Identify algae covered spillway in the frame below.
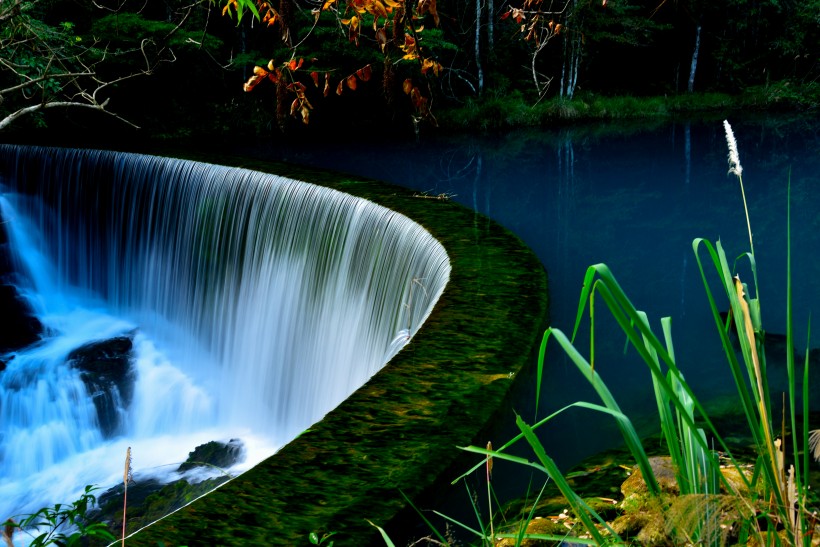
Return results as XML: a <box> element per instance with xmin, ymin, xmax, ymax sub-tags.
<box><xmin>1</xmin><ymin>146</ymin><xmax>548</xmax><ymax>545</ymax></box>
<box><xmin>136</xmin><ymin>157</ymin><xmax>548</xmax><ymax>545</ymax></box>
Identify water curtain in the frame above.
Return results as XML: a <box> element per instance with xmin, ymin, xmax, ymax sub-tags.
<box><xmin>0</xmin><ymin>145</ymin><xmax>450</xmax><ymax>516</ymax></box>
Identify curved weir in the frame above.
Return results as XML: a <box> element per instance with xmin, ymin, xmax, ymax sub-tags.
<box><xmin>0</xmin><ymin>146</ymin><xmax>450</xmax><ymax>525</ymax></box>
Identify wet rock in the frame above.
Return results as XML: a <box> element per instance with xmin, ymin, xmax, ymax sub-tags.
<box><xmin>178</xmin><ymin>439</ymin><xmax>245</xmax><ymax>473</ymax></box>
<box><xmin>0</xmin><ymin>284</ymin><xmax>43</xmax><ymax>353</ymax></box>
<box><xmin>95</xmin><ymin>474</ymin><xmax>232</xmax><ymax>538</ymax></box>
<box><xmin>67</xmin><ymin>333</ymin><xmax>136</xmax><ymax>437</ymax></box>
<box><xmin>621</xmin><ymin>456</ymin><xmax>680</xmax><ymax>497</ymax></box>
<box><xmin>0</xmin><ymin>210</ymin><xmax>44</xmax><ymax>354</ymax></box>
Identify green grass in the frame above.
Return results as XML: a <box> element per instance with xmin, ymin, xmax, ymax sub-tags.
<box><xmin>436</xmin><ymin>84</ymin><xmax>819</xmax><ymax>132</ymax></box>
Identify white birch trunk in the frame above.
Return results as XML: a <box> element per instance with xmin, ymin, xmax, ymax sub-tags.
<box><xmin>475</xmin><ymin>0</ymin><xmax>484</xmax><ymax>94</ymax></box>
<box><xmin>487</xmin><ymin>0</ymin><xmax>494</xmax><ymax>52</ymax></box>
<box><xmin>687</xmin><ymin>24</ymin><xmax>701</xmax><ymax>93</ymax></box>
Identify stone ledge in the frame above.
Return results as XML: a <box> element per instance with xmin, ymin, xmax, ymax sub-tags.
<box><xmin>117</xmin><ymin>153</ymin><xmax>550</xmax><ymax>546</ymax></box>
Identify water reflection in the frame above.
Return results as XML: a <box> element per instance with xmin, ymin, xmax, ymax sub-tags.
<box><xmin>247</xmin><ymin>114</ymin><xmax>820</xmax><ymax>474</ymax></box>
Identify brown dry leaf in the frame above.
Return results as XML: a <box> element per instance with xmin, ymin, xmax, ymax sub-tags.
<box><xmin>346</xmin><ymin>74</ymin><xmax>358</xmax><ymax>90</ymax></box>
<box><xmin>356</xmin><ymin>65</ymin><xmax>372</xmax><ymax>82</ymax></box>
<box><xmin>376</xmin><ymin>27</ymin><xmax>388</xmax><ymax>51</ymax></box>
<box><xmin>486</xmin><ymin>441</ymin><xmax>493</xmax><ymax>478</ymax></box>
<box><xmin>733</xmin><ymin>276</ymin><xmax>759</xmax><ymax>371</ymax></box>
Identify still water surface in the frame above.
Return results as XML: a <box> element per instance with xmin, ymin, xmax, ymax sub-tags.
<box><xmin>254</xmin><ymin>117</ymin><xmax>819</xmax><ymax>424</ymax></box>
<box><xmin>248</xmin><ymin>114</ymin><xmax>820</xmax><ymax>500</ymax></box>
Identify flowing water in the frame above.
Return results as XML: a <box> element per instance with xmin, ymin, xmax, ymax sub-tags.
<box><xmin>0</xmin><ymin>146</ymin><xmax>450</xmax><ymax>531</ymax></box>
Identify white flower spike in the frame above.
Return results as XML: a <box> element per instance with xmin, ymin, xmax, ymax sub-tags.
<box><xmin>723</xmin><ymin>119</ymin><xmax>743</xmax><ymax>177</ymax></box>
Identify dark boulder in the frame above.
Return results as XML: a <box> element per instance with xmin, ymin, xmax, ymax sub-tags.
<box><xmin>0</xmin><ymin>211</ymin><xmax>44</xmax><ymax>354</ymax></box>
<box><xmin>67</xmin><ymin>333</ymin><xmax>136</xmax><ymax>437</ymax></box>
<box><xmin>0</xmin><ymin>284</ymin><xmax>43</xmax><ymax>353</ymax></box>
<box><xmin>178</xmin><ymin>439</ymin><xmax>245</xmax><ymax>473</ymax></box>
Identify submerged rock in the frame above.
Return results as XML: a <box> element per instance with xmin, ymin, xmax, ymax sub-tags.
<box><xmin>94</xmin><ymin>440</ymin><xmax>243</xmax><ymax>537</ymax></box>
<box><xmin>67</xmin><ymin>333</ymin><xmax>136</xmax><ymax>437</ymax></box>
<box><xmin>178</xmin><ymin>439</ymin><xmax>245</xmax><ymax>473</ymax></box>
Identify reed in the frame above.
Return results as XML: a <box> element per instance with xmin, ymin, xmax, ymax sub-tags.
<box><xmin>123</xmin><ymin>446</ymin><xmax>132</xmax><ymax>545</ymax></box>
<box><xmin>395</xmin><ymin>120</ymin><xmax>819</xmax><ymax>546</ymax></box>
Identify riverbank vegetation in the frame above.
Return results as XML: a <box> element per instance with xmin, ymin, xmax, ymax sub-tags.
<box><xmin>389</xmin><ymin>121</ymin><xmax>820</xmax><ymax>546</ymax></box>
<box><xmin>1</xmin><ymin>0</ymin><xmax>817</xmax><ymax>142</ymax></box>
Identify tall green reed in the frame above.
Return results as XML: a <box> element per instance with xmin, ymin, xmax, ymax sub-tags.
<box><xmin>454</xmin><ymin>120</ymin><xmax>817</xmax><ymax>545</ymax></box>
<box><xmin>375</xmin><ymin>121</ymin><xmax>818</xmax><ymax>546</ymax></box>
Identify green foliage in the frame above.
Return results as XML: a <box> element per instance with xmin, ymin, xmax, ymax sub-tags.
<box><xmin>309</xmin><ymin>530</ymin><xmax>337</xmax><ymax>546</ymax></box>
<box><xmin>2</xmin><ymin>485</ymin><xmax>116</xmax><ymax>547</ymax></box>
<box><xmin>89</xmin><ymin>12</ymin><xmax>222</xmax><ymax>51</ymax></box>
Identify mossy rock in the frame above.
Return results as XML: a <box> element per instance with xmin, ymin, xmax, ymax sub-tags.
<box><xmin>177</xmin><ymin>439</ymin><xmax>244</xmax><ymax>473</ymax></box>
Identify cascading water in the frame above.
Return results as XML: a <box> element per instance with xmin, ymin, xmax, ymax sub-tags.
<box><xmin>0</xmin><ymin>145</ymin><xmax>450</xmax><ymax>531</ymax></box>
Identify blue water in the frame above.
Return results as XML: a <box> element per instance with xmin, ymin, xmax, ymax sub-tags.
<box><xmin>246</xmin><ymin>115</ymin><xmax>820</xmax><ymax>471</ymax></box>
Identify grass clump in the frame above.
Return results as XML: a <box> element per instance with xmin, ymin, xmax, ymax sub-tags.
<box><xmin>387</xmin><ymin>119</ymin><xmax>819</xmax><ymax>546</ymax></box>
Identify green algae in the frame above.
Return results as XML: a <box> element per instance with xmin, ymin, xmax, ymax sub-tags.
<box><xmin>126</xmin><ymin>154</ymin><xmax>549</xmax><ymax>546</ymax></box>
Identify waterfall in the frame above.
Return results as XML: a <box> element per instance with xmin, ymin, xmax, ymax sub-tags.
<box><xmin>0</xmin><ymin>145</ymin><xmax>450</xmax><ymax>525</ymax></box>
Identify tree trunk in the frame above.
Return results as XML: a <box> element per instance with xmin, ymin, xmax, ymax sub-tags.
<box><xmin>687</xmin><ymin>24</ymin><xmax>701</xmax><ymax>93</ymax></box>
<box><xmin>487</xmin><ymin>0</ymin><xmax>494</xmax><ymax>53</ymax></box>
<box><xmin>559</xmin><ymin>2</ymin><xmax>581</xmax><ymax>99</ymax></box>
<box><xmin>475</xmin><ymin>0</ymin><xmax>484</xmax><ymax>94</ymax></box>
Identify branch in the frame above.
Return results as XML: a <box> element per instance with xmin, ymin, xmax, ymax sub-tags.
<box><xmin>0</xmin><ymin>98</ymin><xmax>140</xmax><ymax>132</ymax></box>
<box><xmin>0</xmin><ymin>71</ymin><xmax>96</xmax><ymax>97</ymax></box>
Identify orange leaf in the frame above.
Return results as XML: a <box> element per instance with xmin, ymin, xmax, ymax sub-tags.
<box><xmin>370</xmin><ymin>0</ymin><xmax>388</xmax><ymax>19</ymax></box>
<box><xmin>336</xmin><ymin>79</ymin><xmax>345</xmax><ymax>95</ymax></box>
<box><xmin>402</xmin><ymin>78</ymin><xmax>413</xmax><ymax>94</ymax></box>
<box><xmin>253</xmin><ymin>66</ymin><xmax>269</xmax><ymax>76</ymax></box>
<box><xmin>322</xmin><ymin>0</ymin><xmax>337</xmax><ymax>9</ymax></box>
<box><xmin>267</xmin><ymin>59</ymin><xmax>276</xmax><ymax>71</ymax></box>
<box><xmin>311</xmin><ymin>71</ymin><xmax>320</xmax><ymax>87</ymax></box>
<box><xmin>324</xmin><ymin>73</ymin><xmax>331</xmax><ymax>96</ymax></box>
<box><xmin>300</xmin><ymin>106</ymin><xmax>310</xmax><ymax>124</ymax></box>
<box><xmin>243</xmin><ymin>74</ymin><xmax>263</xmax><ymax>92</ymax></box>
<box><xmin>356</xmin><ymin>65</ymin><xmax>372</xmax><ymax>82</ymax></box>
<box><xmin>346</xmin><ymin>74</ymin><xmax>358</xmax><ymax>90</ymax></box>
<box><xmin>383</xmin><ymin>0</ymin><xmax>401</xmax><ymax>7</ymax></box>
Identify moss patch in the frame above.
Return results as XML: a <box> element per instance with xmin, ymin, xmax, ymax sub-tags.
<box><xmin>127</xmin><ymin>152</ymin><xmax>549</xmax><ymax>545</ymax></box>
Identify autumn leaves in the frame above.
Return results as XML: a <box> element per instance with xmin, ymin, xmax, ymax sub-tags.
<box><xmin>232</xmin><ymin>0</ymin><xmax>443</xmax><ymax>128</ymax></box>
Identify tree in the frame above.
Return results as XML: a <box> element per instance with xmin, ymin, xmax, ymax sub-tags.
<box><xmin>502</xmin><ymin>0</ymin><xmax>668</xmax><ymax>100</ymax></box>
<box><xmin>0</xmin><ymin>0</ymin><xmax>189</xmax><ymax>132</ymax></box>
<box><xmin>217</xmin><ymin>0</ymin><xmax>448</xmax><ymax>131</ymax></box>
